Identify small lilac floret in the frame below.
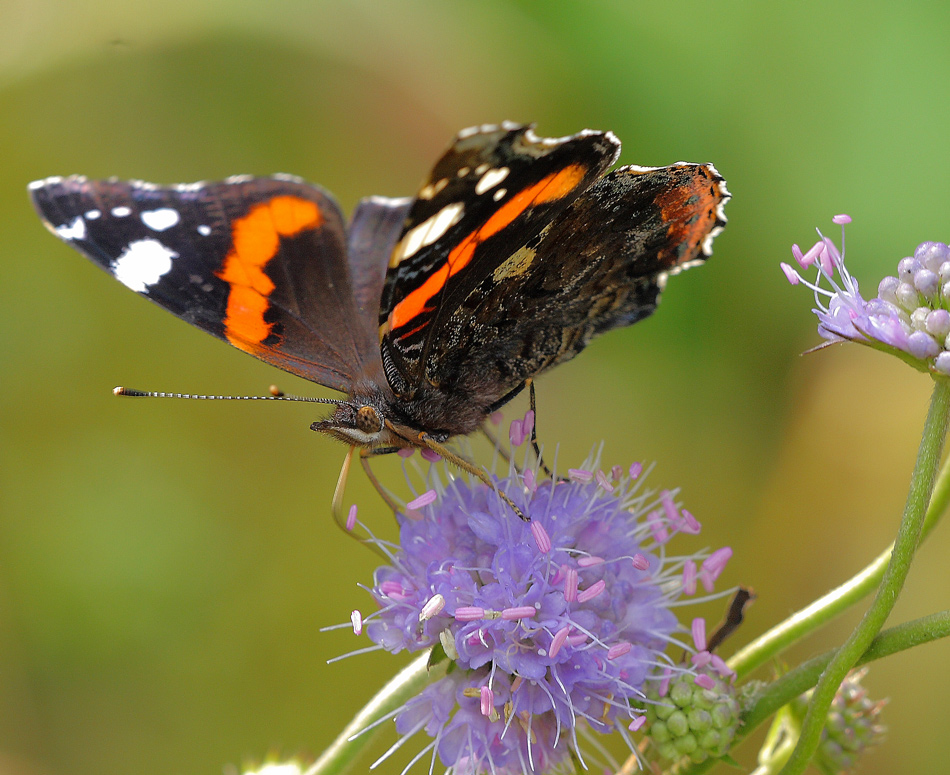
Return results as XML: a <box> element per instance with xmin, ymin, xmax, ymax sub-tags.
<box><xmin>927</xmin><ymin>310</ymin><xmax>950</xmax><ymax>338</ymax></box>
<box><xmin>914</xmin><ymin>269</ymin><xmax>939</xmax><ymax>297</ymax></box>
<box><xmin>346</xmin><ymin>504</ymin><xmax>358</xmax><ymax>531</ymax></box>
<box><xmin>915</xmin><ymin>241</ymin><xmax>950</xmax><ymax>271</ymax></box>
<box><xmin>907</xmin><ymin>331</ymin><xmax>940</xmax><ymax>359</ymax></box>
<box><xmin>936</xmin><ymin>352</ymin><xmax>950</xmax><ymax>375</ymax></box>
<box><xmin>898</xmin><ymin>257</ymin><xmax>918</xmax><ymax>282</ymax></box>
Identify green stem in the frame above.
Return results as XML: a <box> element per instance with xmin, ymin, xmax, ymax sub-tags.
<box><xmin>305</xmin><ymin>651</ymin><xmax>440</xmax><ymax>775</ymax></box>
<box><xmin>675</xmin><ymin>610</ymin><xmax>950</xmax><ymax>775</ymax></box>
<box><xmin>777</xmin><ymin>378</ymin><xmax>950</xmax><ymax>775</ymax></box>
<box><xmin>729</xmin><ymin>430</ymin><xmax>950</xmax><ymax>679</ymax></box>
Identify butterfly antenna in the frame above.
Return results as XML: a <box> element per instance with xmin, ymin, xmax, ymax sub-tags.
<box><xmin>113</xmin><ymin>386</ymin><xmax>343</xmax><ymax>405</ymax></box>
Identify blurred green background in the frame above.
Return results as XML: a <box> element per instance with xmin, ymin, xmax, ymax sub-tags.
<box><xmin>2</xmin><ymin>1</ymin><xmax>949</xmax><ymax>773</ymax></box>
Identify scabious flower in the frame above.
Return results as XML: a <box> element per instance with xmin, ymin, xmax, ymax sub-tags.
<box><xmin>347</xmin><ymin>446</ymin><xmax>733</xmax><ymax>775</ymax></box>
<box><xmin>802</xmin><ymin>668</ymin><xmax>887</xmax><ymax>775</ymax></box>
<box><xmin>781</xmin><ymin>215</ymin><xmax>950</xmax><ymax>375</ymax></box>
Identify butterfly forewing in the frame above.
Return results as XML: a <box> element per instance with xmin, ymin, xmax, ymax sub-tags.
<box><xmin>30</xmin><ymin>174</ymin><xmax>372</xmax><ymax>392</ymax></box>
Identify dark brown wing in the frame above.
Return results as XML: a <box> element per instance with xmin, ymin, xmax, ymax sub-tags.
<box><xmin>420</xmin><ymin>162</ymin><xmax>729</xmax><ymax>403</ymax></box>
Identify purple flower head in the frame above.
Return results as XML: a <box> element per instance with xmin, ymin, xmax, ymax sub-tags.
<box><xmin>781</xmin><ymin>216</ymin><xmax>950</xmax><ymax>375</ymax></box>
<box><xmin>352</xmin><ymin>453</ymin><xmax>734</xmax><ymax>774</ymax></box>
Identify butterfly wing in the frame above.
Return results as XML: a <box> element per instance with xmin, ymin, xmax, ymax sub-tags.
<box><xmin>378</xmin><ymin>123</ymin><xmax>621</xmax><ymax>397</ymax></box>
<box><xmin>422</xmin><ymin>162</ymin><xmax>729</xmax><ymax>400</ymax></box>
<box><xmin>29</xmin><ymin>174</ymin><xmax>376</xmax><ymax>392</ymax></box>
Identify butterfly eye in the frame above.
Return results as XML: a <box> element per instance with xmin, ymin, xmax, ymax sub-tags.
<box><xmin>356</xmin><ymin>405</ymin><xmax>383</xmax><ymax>434</ymax></box>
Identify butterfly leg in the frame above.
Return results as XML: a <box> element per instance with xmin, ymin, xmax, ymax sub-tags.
<box><xmin>527</xmin><ymin>379</ymin><xmax>563</xmax><ymax>481</ymax></box>
<box><xmin>359</xmin><ymin>447</ymin><xmax>403</xmax><ymax>517</ymax></box>
<box><xmin>418</xmin><ymin>434</ymin><xmax>528</xmax><ymax>521</ymax></box>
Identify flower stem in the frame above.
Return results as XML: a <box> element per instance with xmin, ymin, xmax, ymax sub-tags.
<box><xmin>305</xmin><ymin>651</ymin><xmax>440</xmax><ymax>775</ymax></box>
<box><xmin>728</xmin><ymin>419</ymin><xmax>950</xmax><ymax>679</ymax></box>
<box><xmin>777</xmin><ymin>377</ymin><xmax>950</xmax><ymax>775</ymax></box>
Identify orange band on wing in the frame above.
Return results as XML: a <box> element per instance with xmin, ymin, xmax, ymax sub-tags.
<box><xmin>217</xmin><ymin>195</ymin><xmax>323</xmax><ymax>347</ymax></box>
<box><xmin>389</xmin><ymin>164</ymin><xmax>587</xmax><ymax>332</ymax></box>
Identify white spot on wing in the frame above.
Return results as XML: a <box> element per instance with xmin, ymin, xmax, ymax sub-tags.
<box><xmin>85</xmin><ymin>209</ymin><xmax>101</xmax><ymax>220</ymax></box>
<box><xmin>56</xmin><ymin>216</ymin><xmax>86</xmax><ymax>241</ymax></box>
<box><xmin>111</xmin><ymin>206</ymin><xmax>131</xmax><ymax>217</ymax></box>
<box><xmin>197</xmin><ymin>224</ymin><xmax>211</xmax><ymax>236</ymax></box>
<box><xmin>141</xmin><ymin>208</ymin><xmax>180</xmax><ymax>232</ymax></box>
<box><xmin>393</xmin><ymin>202</ymin><xmax>465</xmax><ymax>263</ymax></box>
<box><xmin>112</xmin><ymin>239</ymin><xmax>177</xmax><ymax>293</ymax></box>
<box><xmin>493</xmin><ymin>188</ymin><xmax>507</xmax><ymax>201</ymax></box>
<box><xmin>475</xmin><ymin>166</ymin><xmax>509</xmax><ymax>195</ymax></box>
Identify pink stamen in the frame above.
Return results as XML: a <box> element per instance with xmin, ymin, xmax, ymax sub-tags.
<box><xmin>577</xmin><ymin>578</ymin><xmax>606</xmax><ymax>603</ymax></box>
<box><xmin>682</xmin><ymin>559</ymin><xmax>697</xmax><ymax>595</ymax></box>
<box><xmin>522</xmin><ymin>410</ymin><xmax>535</xmax><ymax>443</ymax></box>
<box><xmin>480</xmin><ymin>685</ymin><xmax>494</xmax><ymax>717</ymax></box>
<box><xmin>454</xmin><ymin>606</ymin><xmax>485</xmax><ymax>621</ymax></box>
<box><xmin>694</xmin><ymin>674</ymin><xmax>716</xmax><ymax>690</ymax></box>
<box><xmin>419</xmin><ymin>594</ymin><xmax>445</xmax><ymax>621</ymax></box>
<box><xmin>407</xmin><ymin>490</ymin><xmax>437</xmax><ymax>510</ymax></box>
<box><xmin>350</xmin><ymin>609</ymin><xmax>363</xmax><ymax>636</ymax></box>
<box><xmin>629</xmin><ymin>461</ymin><xmax>643</xmax><ymax>479</ymax></box>
<box><xmin>346</xmin><ymin>504</ymin><xmax>358</xmax><ymax>531</ymax></box>
<box><xmin>607</xmin><ymin>641</ymin><xmax>631</xmax><ymax>660</ymax></box>
<box><xmin>568</xmin><ymin>468</ymin><xmax>593</xmax><ymax>483</ymax></box>
<box><xmin>711</xmin><ymin>654</ymin><xmax>736</xmax><ymax>680</ymax></box>
<box><xmin>396</xmin><ymin>447</ymin><xmax>415</xmax><ymax>458</ymax></box>
<box><xmin>692</xmin><ymin>650</ymin><xmax>712</xmax><ymax>668</ymax></box>
<box><xmin>501</xmin><ymin>606</ymin><xmax>536</xmax><ymax>620</ymax></box>
<box><xmin>404</xmin><ymin>509</ymin><xmax>424</xmax><ymax>522</ymax></box>
<box><xmin>379</xmin><ymin>581</ymin><xmax>404</xmax><ymax>597</ymax></box>
<box><xmin>700</xmin><ymin>547</ymin><xmax>732</xmax><ymax>591</ymax></box>
<box><xmin>832</xmin><ymin>213</ymin><xmax>852</xmax><ymax>225</ymax></box>
<box><xmin>489</xmin><ymin>410</ymin><xmax>503</xmax><ymax>426</ymax></box>
<box><xmin>595</xmin><ymin>469</ymin><xmax>614</xmax><ymax>492</ymax></box>
<box><xmin>801</xmin><ymin>240</ymin><xmax>824</xmax><ymax>268</ymax></box>
<box><xmin>631</xmin><ymin>553</ymin><xmax>650</xmax><ymax>571</ymax></box>
<box><xmin>577</xmin><ymin>556</ymin><xmax>604</xmax><ymax>568</ymax></box>
<box><xmin>628</xmin><ymin>716</ymin><xmax>646</xmax><ymax>732</ymax></box>
<box><xmin>420</xmin><ymin>448</ymin><xmax>441</xmax><ymax>462</ymax></box>
<box><xmin>658</xmin><ymin>666</ymin><xmax>672</xmax><ymax>698</ymax></box>
<box><xmin>509</xmin><ymin>418</ymin><xmax>524</xmax><ymax>447</ymax></box>
<box><xmin>681</xmin><ymin>509</ymin><xmax>701</xmax><ymax>534</ymax></box>
<box><xmin>563</xmin><ymin>567</ymin><xmax>578</xmax><ymax>602</ymax></box>
<box><xmin>549</xmin><ymin>626</ymin><xmax>570</xmax><ymax>658</ymax></box>
<box><xmin>646</xmin><ymin>509</ymin><xmax>669</xmax><ymax>544</ymax></box>
<box><xmin>523</xmin><ymin>468</ymin><xmax>537</xmax><ymax>494</ymax></box>
<box><xmin>530</xmin><ymin>521</ymin><xmax>552</xmax><ymax>554</ymax></box>
<box><xmin>611</xmin><ymin>465</ymin><xmax>623</xmax><ymax>481</ymax></box>
<box><xmin>566</xmin><ymin>632</ymin><xmax>588</xmax><ymax>646</ymax></box>
<box><xmin>692</xmin><ymin>617</ymin><xmax>707</xmax><ymax>651</ymax></box>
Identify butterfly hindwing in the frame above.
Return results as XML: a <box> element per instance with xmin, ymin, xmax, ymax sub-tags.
<box><xmin>30</xmin><ymin>174</ymin><xmax>374</xmax><ymax>392</ymax></box>
<box><xmin>405</xmin><ymin>161</ymin><xmax>730</xmax><ymax>407</ymax></box>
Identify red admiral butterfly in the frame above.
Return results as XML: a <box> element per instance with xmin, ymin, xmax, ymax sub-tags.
<box><xmin>30</xmin><ymin>123</ymin><xmax>728</xmax><ymax>515</ymax></box>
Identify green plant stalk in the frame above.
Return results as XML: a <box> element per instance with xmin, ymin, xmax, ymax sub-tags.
<box><xmin>729</xmin><ymin>427</ymin><xmax>950</xmax><ymax>679</ymax></box>
<box><xmin>306</xmin><ymin>650</ymin><xmax>440</xmax><ymax>775</ymax></box>
<box><xmin>675</xmin><ymin>610</ymin><xmax>950</xmax><ymax>775</ymax></box>
<box><xmin>777</xmin><ymin>377</ymin><xmax>950</xmax><ymax>775</ymax></box>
